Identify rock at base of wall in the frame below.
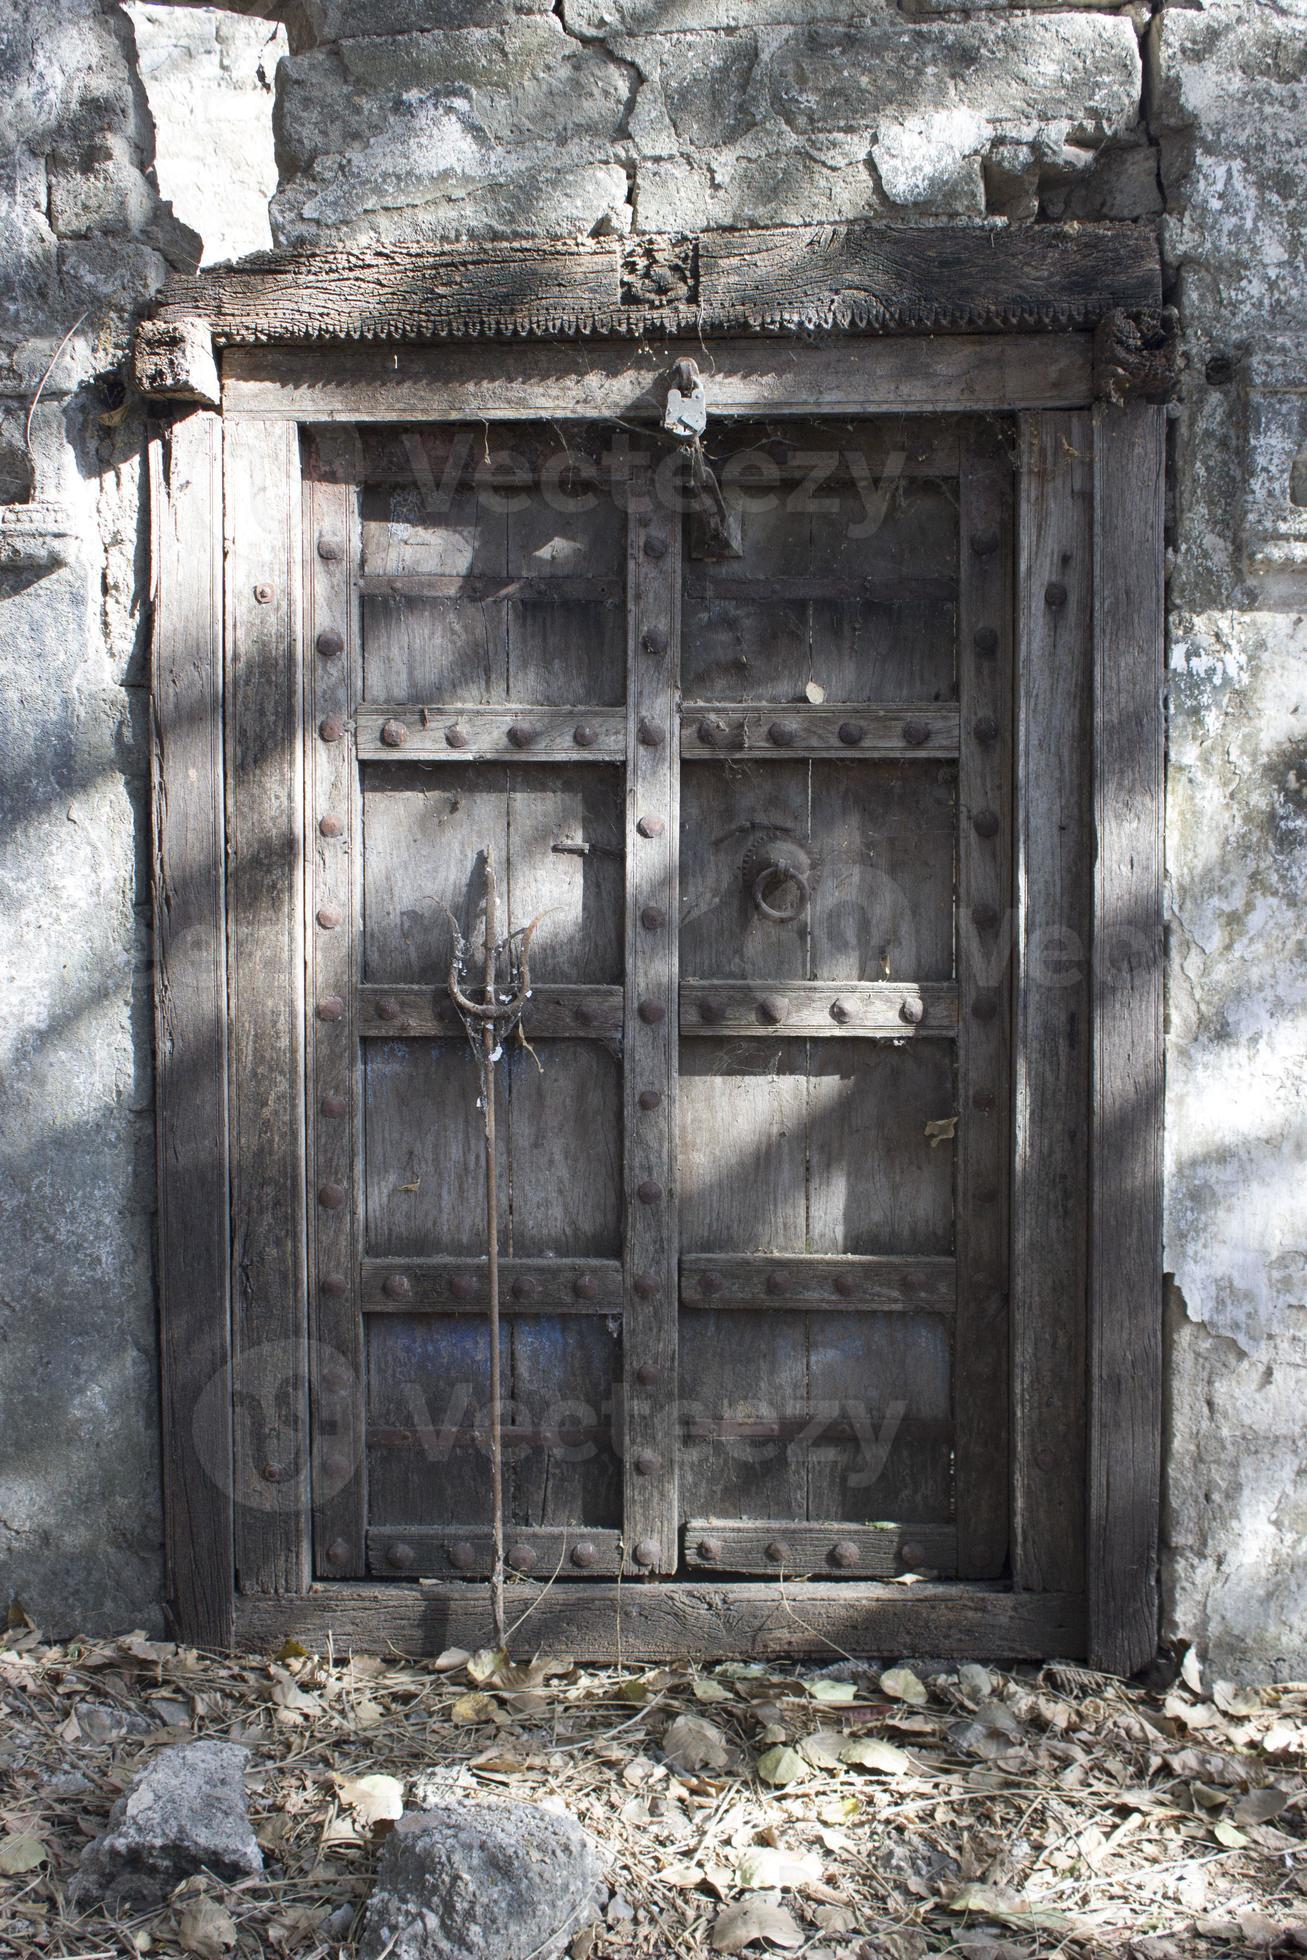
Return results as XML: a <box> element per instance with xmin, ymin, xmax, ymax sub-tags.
<box><xmin>359</xmin><ymin>1801</ymin><xmax>606</xmax><ymax>1960</ymax></box>
<box><xmin>70</xmin><ymin>1741</ymin><xmax>263</xmax><ymax>1911</ymax></box>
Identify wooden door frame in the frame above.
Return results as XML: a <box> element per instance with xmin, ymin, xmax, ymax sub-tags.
<box><xmin>144</xmin><ymin>223</ymin><xmax>1168</xmax><ymax>1671</ymax></box>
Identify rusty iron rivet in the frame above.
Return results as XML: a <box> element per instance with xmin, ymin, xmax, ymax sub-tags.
<box><xmin>642</xmin><ymin>627</ymin><xmax>667</xmax><ymax>658</ymax></box>
<box><xmin>638</xmin><ymin>716</ymin><xmax>664</xmax><ymax>747</ymax></box>
<box><xmin>318</xmin><ymin>1182</ymin><xmax>347</xmax><ymax>1210</ymax></box>
<box><xmin>765</xmin><ymin>1540</ymin><xmax>787</xmax><ymax>1564</ymax></box>
<box><xmin>319</xmin><ymin>813</ymin><xmax>344</xmax><ymax>838</ymax></box>
<box><xmin>633</xmin><ymin>1538</ymin><xmax>659</xmax><ymax>1567</ymax></box>
<box><xmin>636</xmin><ymin>1362</ymin><xmax>660</xmax><ymax>1387</ymax></box>
<box><xmin>973</xmin><ymin>715</ymin><xmax>999</xmax><ymax>745</ymax></box>
<box><xmin>635</xmin><ymin>1451</ymin><xmax>660</xmax><ymax>1476</ymax></box>
<box><xmin>254</xmin><ymin>581</ymin><xmax>274</xmax><ymax>604</ymax></box>
<box><xmin>317</xmin><ymin>535</ymin><xmax>344</xmax><ymax>561</ymax></box>
<box><xmin>376</xmin><ymin>997</ymin><xmax>400</xmax><ymax>1023</ymax></box>
<box><xmin>970</xmin><ymin>529</ymin><xmax>999</xmax><ymax>557</ymax></box>
<box><xmin>830</xmin><ymin>997</ymin><xmax>854</xmax><ymax>1024</ymax></box>
<box><xmin>574</xmin><ymin>1004</ymin><xmax>594</xmax><ymax>1028</ymax></box>
<box><xmin>380</xmin><ymin>718</ymin><xmax>408</xmax><ymax>749</ymax></box>
<box><xmin>323</xmin><ymin>1453</ymin><xmax>352</xmax><ymax>1484</ymax></box>
<box><xmin>571</xmin><ymin>1541</ymin><xmax>597</xmax><ymax>1568</ymax></box>
<box><xmin>449</xmin><ymin>1542</ymin><xmax>475</xmax><ymax>1570</ymax></box>
<box><xmin>633</xmin><ymin>1276</ymin><xmax>658</xmax><ymax>1299</ymax></box>
<box><xmin>698</xmin><ymin>1536</ymin><xmax>724</xmax><ymax>1564</ymax></box>
<box><xmin>758</xmin><ymin>994</ymin><xmax>789</xmax><ymax>1025</ymax></box>
<box><xmin>507</xmin><ymin>723</ymin><xmax>533</xmax><ymax>748</ymax></box>
<box><xmin>698</xmin><ymin>1272</ymin><xmax>721</xmax><ymax>1297</ymax></box>
<box><xmin>1044</xmin><ymin>579</ymin><xmax>1068</xmax><ymax>609</ymax></box>
<box><xmin>972</xmin><ymin>989</ymin><xmax>999</xmax><ymax>1022</ymax></box>
<box><xmin>972</xmin><ymin>808</ymin><xmax>1000</xmax><ymax>838</ymax></box>
<box><xmin>838</xmin><ymin>721</ymin><xmax>866</xmax><ymax>746</ymax></box>
<box><xmin>768</xmin><ymin>719</ymin><xmax>799</xmax><ymax>747</ymax></box>
<box><xmin>643</xmin><ymin>533</ymin><xmax>668</xmax><ymax>560</ymax></box>
<box><xmin>325</xmin><ymin>1537</ymin><xmax>350</xmax><ymax>1566</ymax></box>
<box><xmin>698</xmin><ymin>998</ymin><xmax>721</xmax><ymax>1025</ymax></box>
<box><xmin>382</xmin><ymin>1273</ymin><xmax>412</xmax><ymax>1301</ymax></box>
<box><xmin>697</xmin><ymin>716</ymin><xmax>730</xmax><ymax>747</ymax></box>
<box><xmin>316</xmin><ymin>628</ymin><xmax>344</xmax><ymax>657</ymax></box>
<box><xmin>509</xmin><ymin>1545</ymin><xmax>539</xmax><ymax>1573</ymax></box>
<box><xmin>511</xmin><ymin>1276</ymin><xmax>540</xmax><ymax>1301</ymax></box>
<box><xmin>973</xmin><ymin>1090</ymin><xmax>996</xmax><ymax>1114</ymax></box>
<box><xmin>320</xmin><ymin>1092</ymin><xmax>347</xmax><ymax>1118</ymax></box>
<box><xmin>573</xmin><ymin>723</ymin><xmax>597</xmax><ymax>747</ymax></box>
<box><xmin>319</xmin><ymin>715</ymin><xmax>344</xmax><ymax>743</ymax></box>
<box><xmin>261</xmin><ymin>1462</ymin><xmax>287</xmax><ymax>1484</ymax></box>
<box><xmin>830</xmin><ymin>1540</ymin><xmax>860</xmax><ymax>1568</ymax></box>
<box><xmin>387</xmin><ymin>1541</ymin><xmax>416</xmax><ymax>1569</ymax></box>
<box><xmin>445</xmin><ymin>723</ymin><xmax>469</xmax><ymax>749</ymax></box>
<box><xmin>899</xmin><ymin>1540</ymin><xmax>927</xmax><ymax>1568</ymax></box>
<box><xmin>320</xmin><ymin>1275</ymin><xmax>348</xmax><ymax>1298</ymax></box>
<box><xmin>637</xmin><ymin>1179</ymin><xmax>663</xmax><ymax>1205</ymax></box>
<box><xmin>638</xmin><ymin>998</ymin><xmax>666</xmax><ymax>1023</ymax></box>
<box><xmin>317</xmin><ymin>995</ymin><xmax>345</xmax><ymax>1022</ymax></box>
<box><xmin>640</xmin><ymin>904</ymin><xmax>666</xmax><ymax>930</ymax></box>
<box><xmin>450</xmin><ymin>1274</ymin><xmax>477</xmax><ymax>1301</ymax></box>
<box><xmin>899</xmin><ymin>996</ymin><xmax>925</xmax><ymax>1026</ymax></box>
<box><xmin>766</xmin><ymin>1272</ymin><xmax>787</xmax><ymax>1297</ymax></box>
<box><xmin>974</xmin><ymin>626</ymin><xmax>999</xmax><ymax>657</ymax></box>
<box><xmin>902</xmin><ymin>718</ymin><xmax>932</xmax><ymax>747</ymax></box>
<box><xmin>637</xmin><ymin>814</ymin><xmax>665</xmax><ymax>838</ymax></box>
<box><xmin>638</xmin><ymin>1088</ymin><xmax>662</xmax><ymax>1110</ymax></box>
<box><xmin>573</xmin><ymin>1273</ymin><xmax>598</xmax><ymax>1300</ymax></box>
<box><xmin>834</xmin><ymin>1273</ymin><xmax>857</xmax><ymax>1299</ymax></box>
<box><xmin>972</xmin><ymin>902</ymin><xmax>1000</xmax><ymax>931</ymax></box>
<box><xmin>317</xmin><ymin>905</ymin><xmax>343</xmax><ymax>930</ymax></box>
<box><xmin>1035</xmin><ymin>1445</ymin><xmax>1057</xmax><ymax>1472</ymax></box>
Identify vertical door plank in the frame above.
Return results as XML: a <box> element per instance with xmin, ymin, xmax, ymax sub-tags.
<box><xmin>1013</xmin><ymin>411</ymin><xmax>1093</xmax><ymax>1596</ymax></box>
<box><xmin>623</xmin><ymin>459</ymin><xmax>680</xmax><ymax>1573</ymax></box>
<box><xmin>1089</xmin><ymin>404</ymin><xmax>1165</xmax><ymax>1673</ymax></box>
<box><xmin>150</xmin><ymin>410</ymin><xmax>233</xmax><ymax>1646</ymax></box>
<box><xmin>955</xmin><ymin>424</ymin><xmax>1016</xmax><ymax>1579</ymax></box>
<box><xmin>304</xmin><ymin>475</ymin><xmax>365</xmax><ymax>1577</ymax></box>
<box><xmin>225</xmin><ymin>416</ymin><xmax>310</xmax><ymax>1594</ymax></box>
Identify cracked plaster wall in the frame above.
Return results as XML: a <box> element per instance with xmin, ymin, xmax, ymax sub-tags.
<box><xmin>0</xmin><ymin>0</ymin><xmax>1301</xmax><ymax>1676</ymax></box>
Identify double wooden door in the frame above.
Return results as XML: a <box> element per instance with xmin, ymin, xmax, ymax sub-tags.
<box><xmin>303</xmin><ymin>413</ymin><xmax>1014</xmax><ymax>1589</ymax></box>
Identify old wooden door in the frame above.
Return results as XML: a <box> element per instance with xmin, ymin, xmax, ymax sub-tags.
<box><xmin>302</xmin><ymin>412</ymin><xmax>1013</xmax><ymax>1589</ymax></box>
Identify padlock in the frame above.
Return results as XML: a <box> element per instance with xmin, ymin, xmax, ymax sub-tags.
<box><xmin>662</xmin><ymin>360</ymin><xmax>707</xmax><ymax>441</ymax></box>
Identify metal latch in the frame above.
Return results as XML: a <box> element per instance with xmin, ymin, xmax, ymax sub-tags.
<box><xmin>663</xmin><ymin>358</ymin><xmax>707</xmax><ymax>441</ymax></box>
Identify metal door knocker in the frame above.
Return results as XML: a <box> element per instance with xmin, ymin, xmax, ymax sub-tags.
<box><xmin>742</xmin><ymin>836</ymin><xmax>812</xmax><ymax>924</ymax></box>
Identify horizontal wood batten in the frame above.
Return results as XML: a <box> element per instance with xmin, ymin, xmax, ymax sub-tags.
<box><xmin>357</xmin><ymin>708</ymin><xmax>626</xmax><ymax>762</ymax></box>
<box><xmin>366</xmin><ymin>1528</ymin><xmax>623</xmax><ymax>1579</ymax></box>
<box><xmin>220</xmin><ymin>336</ymin><xmax>1094</xmax><ymax>423</ymax></box>
<box><xmin>684</xmin><ymin>1519</ymin><xmax>956</xmax><ymax>1579</ymax></box>
<box><xmin>684</xmin><ymin>572</ymin><xmax>953</xmax><ymax>605</ymax></box>
<box><xmin>362</xmin><ymin>1256</ymin><xmax>623</xmax><ymax>1314</ymax></box>
<box><xmin>357</xmin><ymin>574</ymin><xmax>621</xmax><ymax>604</ymax></box>
<box><xmin>233</xmin><ymin>1582</ymin><xmax>1087</xmax><ymax>1662</ymax></box>
<box><xmin>679</xmin><ymin>1254</ymin><xmax>955</xmax><ymax>1314</ymax></box>
<box><xmin>371</xmin><ymin>1415</ymin><xmax>951</xmax><ymax>1452</ymax></box>
<box><xmin>143</xmin><ymin>224</ymin><xmax>1158</xmax><ymax>357</ymax></box>
<box><xmin>681</xmin><ymin>981</ymin><xmax>957</xmax><ymax>1036</ymax></box>
<box><xmin>682</xmin><ymin>705</ymin><xmax>959</xmax><ymax>760</ymax></box>
<box><xmin>359</xmin><ymin>984</ymin><xmax>623</xmax><ymax>1040</ymax></box>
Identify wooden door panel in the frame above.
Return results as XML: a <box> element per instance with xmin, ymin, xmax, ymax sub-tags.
<box><xmin>303</xmin><ymin>415</ymin><xmax>1014</xmax><ymax>1588</ymax></box>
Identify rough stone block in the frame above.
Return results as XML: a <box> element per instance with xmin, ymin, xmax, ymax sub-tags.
<box><xmin>319</xmin><ymin>0</ymin><xmax>554</xmax><ymax>35</ymax></box>
<box><xmin>634</xmin><ymin>153</ymin><xmax>883</xmax><ymax>233</ymax></box>
<box><xmin>71</xmin><ymin>1742</ymin><xmax>263</xmax><ymax>1910</ymax></box>
<box><xmin>359</xmin><ymin>1801</ymin><xmax>605</xmax><ymax>1960</ymax></box>
<box><xmin>766</xmin><ymin>18</ymin><xmax>1141</xmax><ymax>141</ymax></box>
<box><xmin>564</xmin><ymin>0</ymin><xmax>896</xmax><ymax>29</ymax></box>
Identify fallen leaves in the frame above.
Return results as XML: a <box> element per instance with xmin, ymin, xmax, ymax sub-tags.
<box><xmin>710</xmin><ymin>1898</ymin><xmax>804</xmax><ymax>1953</ymax></box>
<box><xmin>0</xmin><ymin>1833</ymin><xmax>47</xmax><ymax>1875</ymax></box>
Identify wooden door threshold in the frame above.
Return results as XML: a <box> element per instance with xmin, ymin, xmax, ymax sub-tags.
<box><xmin>233</xmin><ymin>1581</ymin><xmax>1084</xmax><ymax>1661</ymax></box>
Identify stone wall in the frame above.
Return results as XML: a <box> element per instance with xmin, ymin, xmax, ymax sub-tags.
<box><xmin>0</xmin><ymin>0</ymin><xmax>1301</xmax><ymax>1676</ymax></box>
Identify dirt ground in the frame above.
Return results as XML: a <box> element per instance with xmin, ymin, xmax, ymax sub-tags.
<box><xmin>1</xmin><ymin>1615</ymin><xmax>1303</xmax><ymax>1958</ymax></box>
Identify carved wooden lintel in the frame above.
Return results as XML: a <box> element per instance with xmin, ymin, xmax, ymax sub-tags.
<box><xmin>1093</xmin><ymin>306</ymin><xmax>1182</xmax><ymax>406</ymax></box>
<box><xmin>133</xmin><ymin>223</ymin><xmax>1163</xmax><ymax>397</ymax></box>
